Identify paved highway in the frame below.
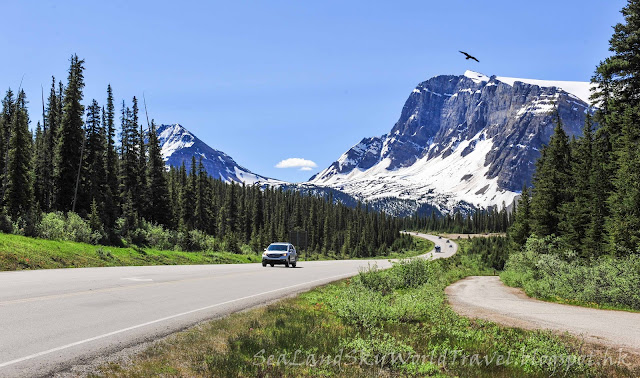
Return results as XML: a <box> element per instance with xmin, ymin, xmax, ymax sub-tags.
<box><xmin>0</xmin><ymin>233</ymin><xmax>454</xmax><ymax>377</ymax></box>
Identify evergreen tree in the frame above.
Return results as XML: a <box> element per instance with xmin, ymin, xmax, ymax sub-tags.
<box><xmin>146</xmin><ymin>120</ymin><xmax>170</xmax><ymax>225</ymax></box>
<box><xmin>508</xmin><ymin>186</ymin><xmax>531</xmax><ymax>249</ymax></box>
<box><xmin>586</xmin><ymin>127</ymin><xmax>611</xmax><ymax>256</ymax></box>
<box><xmin>530</xmin><ymin>111</ymin><xmax>572</xmax><ymax>237</ymax></box>
<box><xmin>195</xmin><ymin>158</ymin><xmax>209</xmax><ymax>230</ymax></box>
<box><xmin>0</xmin><ymin>89</ymin><xmax>15</xmax><ymax>203</ymax></box>
<box><xmin>559</xmin><ymin>116</ymin><xmax>594</xmax><ymax>254</ymax></box>
<box><xmin>4</xmin><ymin>90</ymin><xmax>33</xmax><ymax>218</ymax></box>
<box><xmin>83</xmin><ymin>99</ymin><xmax>107</xmax><ymax>215</ymax></box>
<box><xmin>119</xmin><ymin>99</ymin><xmax>141</xmax><ymax>216</ymax></box>
<box><xmin>607</xmin><ymin>106</ymin><xmax>640</xmax><ymax>254</ymax></box>
<box><xmin>104</xmin><ymin>85</ymin><xmax>119</xmax><ymax>226</ymax></box>
<box><xmin>54</xmin><ymin>55</ymin><xmax>85</xmax><ymax>211</ymax></box>
<box><xmin>592</xmin><ymin>0</ymin><xmax>640</xmax><ymax>255</ymax></box>
<box><xmin>178</xmin><ymin>161</ymin><xmax>194</xmax><ymax>230</ymax></box>
<box><xmin>33</xmin><ymin>122</ymin><xmax>47</xmax><ymax>210</ymax></box>
<box><xmin>135</xmin><ymin>97</ymin><xmax>150</xmax><ymax>219</ymax></box>
<box><xmin>593</xmin><ymin>0</ymin><xmax>640</xmax><ymax>110</ymax></box>
<box><xmin>39</xmin><ymin>77</ymin><xmax>60</xmax><ymax>211</ymax></box>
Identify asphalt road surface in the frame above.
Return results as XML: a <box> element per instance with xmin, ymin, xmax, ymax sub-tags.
<box><xmin>0</xmin><ymin>232</ymin><xmax>454</xmax><ymax>377</ymax></box>
<box><xmin>446</xmin><ymin>276</ymin><xmax>640</xmax><ymax>354</ymax></box>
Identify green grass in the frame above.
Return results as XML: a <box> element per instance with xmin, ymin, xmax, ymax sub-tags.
<box><xmin>92</xmin><ymin>239</ymin><xmax>636</xmax><ymax>377</ymax></box>
<box><xmin>0</xmin><ymin>233</ymin><xmax>260</xmax><ymax>271</ymax></box>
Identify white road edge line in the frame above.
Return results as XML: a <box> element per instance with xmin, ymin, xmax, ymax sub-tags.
<box><xmin>0</xmin><ymin>272</ymin><xmax>354</xmax><ymax>369</ymax></box>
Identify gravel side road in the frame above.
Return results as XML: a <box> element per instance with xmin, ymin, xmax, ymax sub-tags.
<box><xmin>446</xmin><ymin>276</ymin><xmax>640</xmax><ymax>354</ymax></box>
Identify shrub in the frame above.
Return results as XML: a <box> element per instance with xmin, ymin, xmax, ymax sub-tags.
<box><xmin>36</xmin><ymin>212</ymin><xmax>101</xmax><ymax>244</ymax></box>
<box><xmin>354</xmin><ymin>264</ymin><xmax>396</xmax><ymax>295</ymax></box>
<box><xmin>37</xmin><ymin>212</ymin><xmax>66</xmax><ymax>240</ymax></box>
<box><xmin>391</xmin><ymin>258</ymin><xmax>433</xmax><ymax>289</ymax></box>
<box><xmin>0</xmin><ymin>210</ymin><xmax>13</xmax><ymax>233</ymax></box>
<box><xmin>146</xmin><ymin>223</ymin><xmax>175</xmax><ymax>250</ymax></box>
<box><xmin>502</xmin><ymin>235</ymin><xmax>640</xmax><ymax>310</ymax></box>
<box><xmin>65</xmin><ymin>212</ymin><xmax>100</xmax><ymax>244</ymax></box>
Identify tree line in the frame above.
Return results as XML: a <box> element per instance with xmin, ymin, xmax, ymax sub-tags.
<box><xmin>0</xmin><ymin>55</ymin><xmax>410</xmax><ymax>256</ymax></box>
<box><xmin>509</xmin><ymin>0</ymin><xmax>640</xmax><ymax>258</ymax></box>
<box><xmin>402</xmin><ymin>206</ymin><xmax>513</xmax><ymax>234</ymax></box>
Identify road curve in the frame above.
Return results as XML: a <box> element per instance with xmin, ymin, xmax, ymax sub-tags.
<box><xmin>0</xmin><ymin>232</ymin><xmax>454</xmax><ymax>377</ymax></box>
<box><xmin>446</xmin><ymin>276</ymin><xmax>640</xmax><ymax>354</ymax></box>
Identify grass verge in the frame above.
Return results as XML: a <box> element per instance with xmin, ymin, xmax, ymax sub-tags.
<box><xmin>92</xmin><ymin>240</ymin><xmax>636</xmax><ymax>377</ymax></box>
<box><xmin>0</xmin><ymin>233</ymin><xmax>260</xmax><ymax>270</ymax></box>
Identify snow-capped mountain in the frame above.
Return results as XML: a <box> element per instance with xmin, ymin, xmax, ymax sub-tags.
<box><xmin>156</xmin><ymin>124</ymin><xmax>283</xmax><ymax>185</ymax></box>
<box><xmin>308</xmin><ymin>71</ymin><xmax>594</xmax><ymax>215</ymax></box>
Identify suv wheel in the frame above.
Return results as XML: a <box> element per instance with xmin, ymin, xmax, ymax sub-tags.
<box><xmin>284</xmin><ymin>259</ymin><xmax>289</xmax><ymax>268</ymax></box>
<box><xmin>262</xmin><ymin>261</ymin><xmax>266</xmax><ymax>267</ymax></box>
<box><xmin>291</xmin><ymin>261</ymin><xmax>296</xmax><ymax>268</ymax></box>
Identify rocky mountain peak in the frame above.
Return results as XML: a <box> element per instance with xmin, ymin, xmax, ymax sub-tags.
<box><xmin>308</xmin><ymin>71</ymin><xmax>594</xmax><ymax>214</ymax></box>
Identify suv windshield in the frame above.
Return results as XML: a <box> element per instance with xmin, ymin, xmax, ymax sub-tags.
<box><xmin>267</xmin><ymin>244</ymin><xmax>288</xmax><ymax>251</ymax></box>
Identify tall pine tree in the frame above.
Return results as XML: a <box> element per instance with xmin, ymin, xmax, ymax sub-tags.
<box><xmin>54</xmin><ymin>55</ymin><xmax>85</xmax><ymax>211</ymax></box>
<box><xmin>530</xmin><ymin>111</ymin><xmax>572</xmax><ymax>237</ymax></box>
<box><xmin>4</xmin><ymin>90</ymin><xmax>33</xmax><ymax>218</ymax></box>
<box><xmin>146</xmin><ymin>121</ymin><xmax>170</xmax><ymax>225</ymax></box>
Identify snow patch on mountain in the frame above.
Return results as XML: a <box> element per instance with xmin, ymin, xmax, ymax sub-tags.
<box><xmin>315</xmin><ymin>131</ymin><xmax>516</xmax><ymax>210</ymax></box>
<box><xmin>495</xmin><ymin>74</ymin><xmax>595</xmax><ymax>105</ymax></box>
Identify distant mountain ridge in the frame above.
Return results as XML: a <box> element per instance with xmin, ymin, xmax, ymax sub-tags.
<box><xmin>154</xmin><ymin>71</ymin><xmax>594</xmax><ymax>216</ymax></box>
<box><xmin>155</xmin><ymin>123</ymin><xmax>283</xmax><ymax>185</ymax></box>
<box><xmin>307</xmin><ymin>71</ymin><xmax>594</xmax><ymax>214</ymax></box>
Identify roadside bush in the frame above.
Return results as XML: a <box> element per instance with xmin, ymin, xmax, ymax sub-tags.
<box><xmin>145</xmin><ymin>223</ymin><xmax>175</xmax><ymax>250</ymax></box>
<box><xmin>391</xmin><ymin>258</ymin><xmax>433</xmax><ymax>289</ymax></box>
<box><xmin>502</xmin><ymin>235</ymin><xmax>640</xmax><ymax>310</ymax></box>
<box><xmin>37</xmin><ymin>212</ymin><xmax>101</xmax><ymax>244</ymax></box>
<box><xmin>353</xmin><ymin>264</ymin><xmax>397</xmax><ymax>295</ymax></box>
<box><xmin>331</xmin><ymin>284</ymin><xmax>392</xmax><ymax>329</ymax></box>
<box><xmin>37</xmin><ymin>212</ymin><xmax>66</xmax><ymax>240</ymax></box>
<box><xmin>64</xmin><ymin>212</ymin><xmax>100</xmax><ymax>244</ymax></box>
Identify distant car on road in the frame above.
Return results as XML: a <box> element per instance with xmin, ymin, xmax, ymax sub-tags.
<box><xmin>262</xmin><ymin>243</ymin><xmax>297</xmax><ymax>268</ymax></box>
<box><xmin>435</xmin><ymin>245</ymin><xmax>441</xmax><ymax>253</ymax></box>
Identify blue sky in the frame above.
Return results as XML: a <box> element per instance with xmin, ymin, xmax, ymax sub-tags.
<box><xmin>0</xmin><ymin>0</ymin><xmax>626</xmax><ymax>182</ymax></box>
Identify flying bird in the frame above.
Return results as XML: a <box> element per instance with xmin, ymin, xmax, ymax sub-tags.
<box><xmin>459</xmin><ymin>51</ymin><xmax>479</xmax><ymax>62</ymax></box>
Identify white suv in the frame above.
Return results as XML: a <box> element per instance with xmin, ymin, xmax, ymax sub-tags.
<box><xmin>262</xmin><ymin>243</ymin><xmax>297</xmax><ymax>268</ymax></box>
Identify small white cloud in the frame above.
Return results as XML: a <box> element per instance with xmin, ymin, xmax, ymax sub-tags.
<box><xmin>275</xmin><ymin>158</ymin><xmax>317</xmax><ymax>170</ymax></box>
